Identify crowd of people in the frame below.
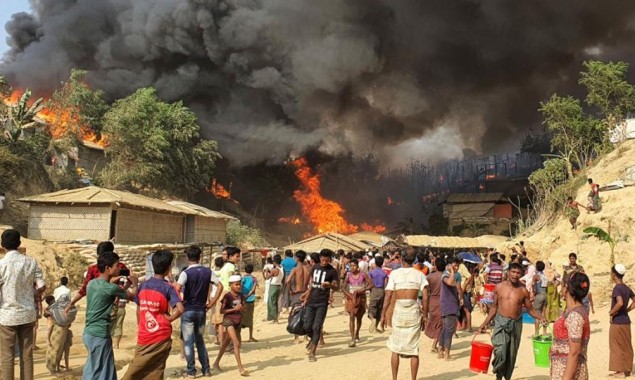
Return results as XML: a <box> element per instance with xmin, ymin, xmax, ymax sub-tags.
<box><xmin>0</xmin><ymin>226</ymin><xmax>634</xmax><ymax>380</ymax></box>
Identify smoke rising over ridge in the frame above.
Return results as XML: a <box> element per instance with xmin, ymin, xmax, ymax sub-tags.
<box><xmin>3</xmin><ymin>0</ymin><xmax>635</xmax><ymax>166</ymax></box>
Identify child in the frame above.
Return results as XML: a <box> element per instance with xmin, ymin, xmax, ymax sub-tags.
<box><xmin>241</xmin><ymin>264</ymin><xmax>259</xmax><ymax>342</ymax></box>
<box><xmin>122</xmin><ymin>250</ymin><xmax>184</xmax><ymax>380</ymax></box>
<box><xmin>44</xmin><ymin>294</ymin><xmax>77</xmax><ymax>376</ymax></box>
<box><xmin>83</xmin><ymin>251</ymin><xmax>138</xmax><ymax>380</ymax></box>
<box><xmin>213</xmin><ymin>275</ymin><xmax>248</xmax><ymax>376</ymax></box>
<box><xmin>213</xmin><ymin>257</ymin><xmax>226</xmax><ymax>345</ymax></box>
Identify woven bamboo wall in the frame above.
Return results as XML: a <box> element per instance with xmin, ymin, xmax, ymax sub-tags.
<box><xmin>115</xmin><ymin>208</ymin><xmax>184</xmax><ymax>244</ymax></box>
<box><xmin>28</xmin><ymin>205</ymin><xmax>111</xmax><ymax>241</ymax></box>
<box><xmin>192</xmin><ymin>217</ymin><xmax>227</xmax><ymax>243</ymax></box>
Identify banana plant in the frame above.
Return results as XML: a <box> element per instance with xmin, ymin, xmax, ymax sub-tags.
<box><xmin>4</xmin><ymin>90</ymin><xmax>44</xmax><ymax>141</ymax></box>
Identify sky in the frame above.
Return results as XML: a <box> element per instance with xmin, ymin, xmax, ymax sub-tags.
<box><xmin>0</xmin><ymin>0</ymin><xmax>30</xmax><ymax>55</ymax></box>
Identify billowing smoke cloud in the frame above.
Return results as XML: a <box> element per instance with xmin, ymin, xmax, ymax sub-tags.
<box><xmin>3</xmin><ymin>0</ymin><xmax>635</xmax><ymax>166</ymax></box>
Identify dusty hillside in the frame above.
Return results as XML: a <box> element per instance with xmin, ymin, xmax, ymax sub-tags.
<box><xmin>518</xmin><ymin>139</ymin><xmax>635</xmax><ymax>301</ymax></box>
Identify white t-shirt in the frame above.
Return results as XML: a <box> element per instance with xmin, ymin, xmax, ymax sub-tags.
<box><xmin>386</xmin><ymin>267</ymin><xmax>428</xmax><ymax>291</ymax></box>
<box><xmin>53</xmin><ymin>285</ymin><xmax>71</xmax><ymax>302</ymax></box>
<box><xmin>358</xmin><ymin>260</ymin><xmax>369</xmax><ymax>274</ymax></box>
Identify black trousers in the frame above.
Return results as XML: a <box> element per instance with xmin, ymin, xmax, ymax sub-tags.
<box><xmin>303</xmin><ymin>303</ymin><xmax>328</xmax><ymax>344</ymax></box>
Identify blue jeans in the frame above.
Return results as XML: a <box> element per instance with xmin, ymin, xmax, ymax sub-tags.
<box><xmin>182</xmin><ymin>310</ymin><xmax>210</xmax><ymax>376</ymax></box>
<box><xmin>83</xmin><ymin>333</ymin><xmax>116</xmax><ymax>380</ymax></box>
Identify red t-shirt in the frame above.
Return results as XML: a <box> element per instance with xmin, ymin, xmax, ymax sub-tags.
<box><xmin>78</xmin><ymin>262</ymin><xmax>128</xmax><ymax>297</ymax></box>
<box><xmin>134</xmin><ymin>277</ymin><xmax>181</xmax><ymax>345</ymax></box>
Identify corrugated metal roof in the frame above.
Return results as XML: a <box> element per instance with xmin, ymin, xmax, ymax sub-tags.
<box><xmin>446</xmin><ymin>203</ymin><xmax>495</xmax><ymax>218</ymax></box>
<box><xmin>166</xmin><ymin>200</ymin><xmax>237</xmax><ymax>220</ymax></box>
<box><xmin>284</xmin><ymin>233</ymin><xmax>372</xmax><ymax>252</ymax></box>
<box><xmin>20</xmin><ymin>186</ymin><xmax>190</xmax><ymax>215</ymax></box>
<box><xmin>445</xmin><ymin>192</ymin><xmax>504</xmax><ymax>203</ymax></box>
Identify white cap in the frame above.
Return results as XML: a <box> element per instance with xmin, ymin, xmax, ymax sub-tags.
<box><xmin>229</xmin><ymin>275</ymin><xmax>242</xmax><ymax>283</ymax></box>
<box><xmin>614</xmin><ymin>264</ymin><xmax>627</xmax><ymax>275</ymax></box>
<box><xmin>521</xmin><ymin>260</ymin><xmax>530</xmax><ymax>266</ymax></box>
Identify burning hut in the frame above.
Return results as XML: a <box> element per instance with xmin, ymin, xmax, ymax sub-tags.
<box><xmin>19</xmin><ymin>186</ymin><xmax>235</xmax><ymax>244</ymax></box>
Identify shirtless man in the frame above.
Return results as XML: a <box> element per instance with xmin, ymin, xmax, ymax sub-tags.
<box><xmin>286</xmin><ymin>250</ymin><xmax>310</xmax><ymax>343</ymax></box>
<box><xmin>479</xmin><ymin>262</ymin><xmax>545</xmax><ymax>380</ymax></box>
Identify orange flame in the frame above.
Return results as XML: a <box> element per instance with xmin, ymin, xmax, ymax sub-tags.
<box><xmin>291</xmin><ymin>157</ymin><xmax>385</xmax><ymax>234</ymax></box>
<box><xmin>209</xmin><ymin>178</ymin><xmax>232</xmax><ymax>200</ymax></box>
<box><xmin>278</xmin><ymin>217</ymin><xmax>301</xmax><ymax>225</ymax></box>
<box><xmin>3</xmin><ymin>89</ymin><xmax>107</xmax><ymax>147</ymax></box>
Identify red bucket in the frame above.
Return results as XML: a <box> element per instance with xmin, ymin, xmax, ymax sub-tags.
<box><xmin>469</xmin><ymin>333</ymin><xmax>493</xmax><ymax>374</ymax></box>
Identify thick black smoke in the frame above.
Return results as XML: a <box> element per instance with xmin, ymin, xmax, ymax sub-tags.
<box><xmin>3</xmin><ymin>0</ymin><xmax>635</xmax><ymax>166</ymax></box>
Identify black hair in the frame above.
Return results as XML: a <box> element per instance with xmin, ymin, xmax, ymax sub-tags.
<box><xmin>285</xmin><ymin>249</ymin><xmax>293</xmax><ymax>257</ymax></box>
<box><xmin>273</xmin><ymin>254</ymin><xmax>282</xmax><ymax>265</ymax></box>
<box><xmin>245</xmin><ymin>264</ymin><xmax>254</xmax><ymax>273</ymax></box>
<box><xmin>492</xmin><ymin>257</ymin><xmax>502</xmax><ymax>265</ymax></box>
<box><xmin>519</xmin><ymin>241</ymin><xmax>524</xmax><ymax>246</ymax></box>
<box><xmin>225</xmin><ymin>246</ymin><xmax>241</xmax><ymax>258</ymax></box>
<box><xmin>402</xmin><ymin>249</ymin><xmax>416</xmax><ymax>265</ymax></box>
<box><xmin>375</xmin><ymin>256</ymin><xmax>384</xmax><ymax>267</ymax></box>
<box><xmin>97</xmin><ymin>241</ymin><xmax>114</xmax><ymax>256</ymax></box>
<box><xmin>310</xmin><ymin>253</ymin><xmax>320</xmax><ymax>263</ymax></box>
<box><xmin>416</xmin><ymin>252</ymin><xmax>426</xmax><ymax>264</ymax></box>
<box><xmin>97</xmin><ymin>251</ymin><xmax>119</xmax><ymax>273</ymax></box>
<box><xmin>436</xmin><ymin>258</ymin><xmax>447</xmax><ymax>272</ymax></box>
<box><xmin>319</xmin><ymin>249</ymin><xmax>334</xmax><ymax>258</ymax></box>
<box><xmin>45</xmin><ymin>295</ymin><xmax>55</xmax><ymax>306</ymax></box>
<box><xmin>567</xmin><ymin>196</ymin><xmax>573</xmax><ymax>201</ymax></box>
<box><xmin>499</xmin><ymin>254</ymin><xmax>506</xmax><ymax>261</ymax></box>
<box><xmin>588</xmin><ymin>178</ymin><xmax>593</xmax><ymax>184</ymax></box>
<box><xmin>266</xmin><ymin>257</ymin><xmax>273</xmax><ymax>264</ymax></box>
<box><xmin>536</xmin><ymin>261</ymin><xmax>545</xmax><ymax>272</ymax></box>
<box><xmin>295</xmin><ymin>250</ymin><xmax>307</xmax><ymax>262</ymax></box>
<box><xmin>568</xmin><ymin>272</ymin><xmax>590</xmax><ymax>302</ymax></box>
<box><xmin>61</xmin><ymin>276</ymin><xmax>69</xmax><ymax>286</ymax></box>
<box><xmin>1</xmin><ymin>229</ymin><xmax>20</xmax><ymax>250</ymax></box>
<box><xmin>569</xmin><ymin>252</ymin><xmax>577</xmax><ymax>259</ymax></box>
<box><xmin>349</xmin><ymin>258</ymin><xmax>359</xmax><ymax>266</ymax></box>
<box><xmin>152</xmin><ymin>250</ymin><xmax>174</xmax><ymax>275</ymax></box>
<box><xmin>508</xmin><ymin>262</ymin><xmax>524</xmax><ymax>273</ymax></box>
<box><xmin>214</xmin><ymin>257</ymin><xmax>224</xmax><ymax>268</ymax></box>
<box><xmin>612</xmin><ymin>265</ymin><xmax>625</xmax><ymax>280</ymax></box>
<box><xmin>511</xmin><ymin>254</ymin><xmax>518</xmax><ymax>262</ymax></box>
<box><xmin>451</xmin><ymin>256</ymin><xmax>462</xmax><ymax>265</ymax></box>
<box><xmin>185</xmin><ymin>245</ymin><xmax>202</xmax><ymax>261</ymax></box>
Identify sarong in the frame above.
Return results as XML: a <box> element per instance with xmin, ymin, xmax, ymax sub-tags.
<box><xmin>384</xmin><ymin>295</ymin><xmax>397</xmax><ymax>328</ymax></box>
<box><xmin>289</xmin><ymin>292</ymin><xmax>303</xmax><ymax>308</ymax></box>
<box><xmin>546</xmin><ymin>283</ymin><xmax>561</xmax><ymax>322</ymax></box>
<box><xmin>83</xmin><ymin>333</ymin><xmax>116</xmax><ymax>380</ymax></box>
<box><xmin>241</xmin><ymin>302</ymin><xmax>255</xmax><ymax>328</ymax></box>
<box><xmin>122</xmin><ymin>339</ymin><xmax>172</xmax><ymax>380</ymax></box>
<box><xmin>46</xmin><ymin>324</ymin><xmax>68</xmax><ymax>372</ymax></box>
<box><xmin>368</xmin><ymin>288</ymin><xmax>385</xmax><ymax>320</ymax></box>
<box><xmin>345</xmin><ymin>292</ymin><xmax>366</xmax><ymax>317</ymax></box>
<box><xmin>267</xmin><ymin>284</ymin><xmax>281</xmax><ymax>321</ymax></box>
<box><xmin>424</xmin><ymin>295</ymin><xmax>442</xmax><ymax>340</ymax></box>
<box><xmin>280</xmin><ymin>279</ymin><xmax>290</xmax><ymax>309</ymax></box>
<box><xmin>609</xmin><ymin>324</ymin><xmax>633</xmax><ymax>373</ymax></box>
<box><xmin>386</xmin><ymin>299</ymin><xmax>421</xmax><ymax>356</ymax></box>
<box><xmin>491</xmin><ymin>314</ymin><xmax>523</xmax><ymax>380</ymax></box>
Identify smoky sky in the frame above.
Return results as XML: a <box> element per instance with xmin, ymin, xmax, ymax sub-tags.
<box><xmin>3</xmin><ymin>0</ymin><xmax>635</xmax><ymax>167</ymax></box>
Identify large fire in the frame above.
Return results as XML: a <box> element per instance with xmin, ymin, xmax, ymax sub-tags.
<box><xmin>290</xmin><ymin>157</ymin><xmax>385</xmax><ymax>234</ymax></box>
<box><xmin>2</xmin><ymin>90</ymin><xmax>107</xmax><ymax>147</ymax></box>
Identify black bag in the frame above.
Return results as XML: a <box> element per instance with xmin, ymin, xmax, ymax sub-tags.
<box><xmin>287</xmin><ymin>305</ymin><xmax>306</xmax><ymax>335</ymax></box>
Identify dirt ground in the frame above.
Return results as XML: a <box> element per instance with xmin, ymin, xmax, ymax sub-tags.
<box><xmin>24</xmin><ymin>287</ymin><xmax>615</xmax><ymax>380</ymax></box>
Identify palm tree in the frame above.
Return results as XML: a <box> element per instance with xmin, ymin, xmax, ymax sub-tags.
<box><xmin>3</xmin><ymin>90</ymin><xmax>44</xmax><ymax>141</ymax></box>
<box><xmin>583</xmin><ymin>223</ymin><xmax>617</xmax><ymax>265</ymax></box>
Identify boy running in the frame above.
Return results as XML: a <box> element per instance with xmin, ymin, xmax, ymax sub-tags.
<box><xmin>213</xmin><ymin>275</ymin><xmax>248</xmax><ymax>376</ymax></box>
<box><xmin>123</xmin><ymin>250</ymin><xmax>183</xmax><ymax>380</ymax></box>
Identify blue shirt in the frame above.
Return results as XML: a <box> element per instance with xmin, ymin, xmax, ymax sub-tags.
<box><xmin>281</xmin><ymin>257</ymin><xmax>297</xmax><ymax>276</ymax></box>
<box><xmin>241</xmin><ymin>275</ymin><xmax>258</xmax><ymax>303</ymax></box>
<box><xmin>369</xmin><ymin>268</ymin><xmax>387</xmax><ymax>289</ymax></box>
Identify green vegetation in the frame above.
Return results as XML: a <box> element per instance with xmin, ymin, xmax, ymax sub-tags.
<box><xmin>226</xmin><ymin>220</ymin><xmax>268</xmax><ymax>248</ymax></box>
<box><xmin>583</xmin><ymin>225</ymin><xmax>617</xmax><ymax>265</ymax></box>
<box><xmin>98</xmin><ymin>88</ymin><xmax>221</xmax><ymax>198</ymax></box>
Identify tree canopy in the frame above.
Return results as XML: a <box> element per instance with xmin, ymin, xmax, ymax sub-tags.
<box><xmin>99</xmin><ymin>87</ymin><xmax>221</xmax><ymax>198</ymax></box>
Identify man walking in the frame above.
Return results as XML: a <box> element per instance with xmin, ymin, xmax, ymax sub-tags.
<box><xmin>303</xmin><ymin>249</ymin><xmax>339</xmax><ymax>362</ymax></box>
<box><xmin>479</xmin><ymin>262</ymin><xmax>546</xmax><ymax>380</ymax></box>
<box><xmin>177</xmin><ymin>246</ymin><xmax>222</xmax><ymax>378</ymax></box>
<box><xmin>0</xmin><ymin>229</ymin><xmax>46</xmax><ymax>380</ymax></box>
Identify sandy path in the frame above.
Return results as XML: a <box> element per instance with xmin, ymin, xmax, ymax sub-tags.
<box><xmin>27</xmin><ymin>292</ymin><xmax>614</xmax><ymax>380</ymax></box>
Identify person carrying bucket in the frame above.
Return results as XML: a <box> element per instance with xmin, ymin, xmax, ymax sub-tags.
<box><xmin>478</xmin><ymin>262</ymin><xmax>546</xmax><ymax>380</ymax></box>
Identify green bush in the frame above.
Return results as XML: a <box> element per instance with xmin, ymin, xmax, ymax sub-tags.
<box><xmin>226</xmin><ymin>220</ymin><xmax>267</xmax><ymax>247</ymax></box>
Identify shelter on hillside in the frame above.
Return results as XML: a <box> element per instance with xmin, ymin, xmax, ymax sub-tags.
<box><xmin>284</xmin><ymin>233</ymin><xmax>372</xmax><ymax>253</ymax></box>
<box><xmin>442</xmin><ymin>192</ymin><xmax>517</xmax><ymax>235</ymax></box>
<box><xmin>19</xmin><ymin>186</ymin><xmax>235</xmax><ymax>245</ymax></box>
